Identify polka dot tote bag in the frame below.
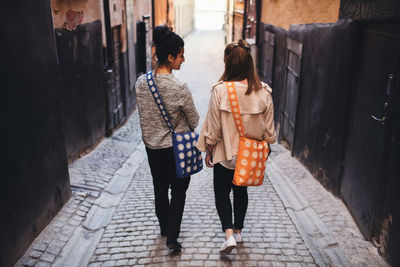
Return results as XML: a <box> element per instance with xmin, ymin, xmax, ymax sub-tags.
<box><xmin>146</xmin><ymin>71</ymin><xmax>203</xmax><ymax>178</ymax></box>
<box><xmin>226</xmin><ymin>82</ymin><xmax>270</xmax><ymax>186</ymax></box>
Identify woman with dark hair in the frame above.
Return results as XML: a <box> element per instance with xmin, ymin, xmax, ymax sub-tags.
<box><xmin>197</xmin><ymin>39</ymin><xmax>276</xmax><ymax>253</ymax></box>
<box><xmin>135</xmin><ymin>25</ymin><xmax>199</xmax><ymax>251</ymax></box>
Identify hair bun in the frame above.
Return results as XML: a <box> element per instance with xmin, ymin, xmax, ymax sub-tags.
<box><xmin>153</xmin><ymin>25</ymin><xmax>173</xmax><ymax>46</ymax></box>
<box><xmin>237</xmin><ymin>39</ymin><xmax>250</xmax><ymax>50</ymax></box>
<box><xmin>237</xmin><ymin>39</ymin><xmax>246</xmax><ymax>46</ymax></box>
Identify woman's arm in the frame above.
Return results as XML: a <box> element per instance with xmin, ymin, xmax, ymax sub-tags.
<box><xmin>180</xmin><ymin>83</ymin><xmax>199</xmax><ymax>130</ymax></box>
<box><xmin>204</xmin><ymin>88</ymin><xmax>222</xmax><ymax>168</ymax></box>
<box><xmin>264</xmin><ymin>93</ymin><xmax>277</xmax><ymax>144</ymax></box>
<box><xmin>204</xmin><ymin>88</ymin><xmax>222</xmax><ymax>145</ymax></box>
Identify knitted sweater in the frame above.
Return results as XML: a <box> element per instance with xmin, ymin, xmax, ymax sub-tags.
<box><xmin>135</xmin><ymin>72</ymin><xmax>199</xmax><ymax>149</ymax></box>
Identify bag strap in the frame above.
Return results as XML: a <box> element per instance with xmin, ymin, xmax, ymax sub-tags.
<box><xmin>225</xmin><ymin>82</ymin><xmax>245</xmax><ymax>137</ymax></box>
<box><xmin>146</xmin><ymin>71</ymin><xmax>175</xmax><ymax>133</ymax></box>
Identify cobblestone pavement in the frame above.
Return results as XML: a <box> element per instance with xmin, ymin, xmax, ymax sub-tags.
<box><xmin>268</xmin><ymin>145</ymin><xmax>388</xmax><ymax>266</ymax></box>
<box><xmin>15</xmin><ymin>30</ymin><xmax>388</xmax><ymax>267</ymax></box>
<box><xmin>87</xmin><ymin>154</ymin><xmax>315</xmax><ymax>267</ymax></box>
<box><xmin>15</xmin><ymin>113</ymin><xmax>143</xmax><ymax>267</ymax></box>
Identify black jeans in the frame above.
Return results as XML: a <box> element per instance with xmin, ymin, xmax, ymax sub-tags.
<box><xmin>145</xmin><ymin>146</ymin><xmax>190</xmax><ymax>242</ymax></box>
<box><xmin>213</xmin><ymin>163</ymin><xmax>248</xmax><ymax>232</ymax></box>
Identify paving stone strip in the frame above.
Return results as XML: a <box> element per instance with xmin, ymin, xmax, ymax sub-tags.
<box><xmin>267</xmin><ymin>159</ymin><xmax>350</xmax><ymax>266</ymax></box>
<box><xmin>268</xmin><ymin>144</ymin><xmax>389</xmax><ymax>267</ymax></box>
<box><xmin>53</xmin><ymin>145</ymin><xmax>146</xmax><ymax>267</ymax></box>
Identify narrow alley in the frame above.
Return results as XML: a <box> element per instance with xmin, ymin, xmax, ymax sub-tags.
<box><xmin>15</xmin><ymin>30</ymin><xmax>388</xmax><ymax>267</ymax></box>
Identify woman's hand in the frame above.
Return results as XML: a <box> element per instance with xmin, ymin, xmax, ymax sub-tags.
<box><xmin>205</xmin><ymin>152</ymin><xmax>213</xmax><ymax>168</ymax></box>
<box><xmin>205</xmin><ymin>143</ymin><xmax>215</xmax><ymax>168</ymax></box>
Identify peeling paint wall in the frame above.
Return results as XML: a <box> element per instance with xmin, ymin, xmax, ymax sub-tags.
<box><xmin>51</xmin><ymin>0</ymin><xmax>107</xmax><ymax>161</ymax></box>
<box><xmin>51</xmin><ymin>0</ymin><xmax>107</xmax><ymax>46</ymax></box>
<box><xmin>55</xmin><ymin>20</ymin><xmax>106</xmax><ymax>161</ymax></box>
<box><xmin>261</xmin><ymin>0</ymin><xmax>340</xmax><ymax>30</ymax></box>
<box><xmin>51</xmin><ymin>0</ymin><xmax>102</xmax><ymax>29</ymax></box>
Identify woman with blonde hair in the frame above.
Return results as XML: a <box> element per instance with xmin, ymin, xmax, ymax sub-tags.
<box><xmin>197</xmin><ymin>39</ymin><xmax>276</xmax><ymax>253</ymax></box>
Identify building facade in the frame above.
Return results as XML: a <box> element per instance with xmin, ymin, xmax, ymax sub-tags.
<box><xmin>173</xmin><ymin>0</ymin><xmax>195</xmax><ymax>38</ymax></box>
<box><xmin>257</xmin><ymin>0</ymin><xmax>400</xmax><ymax>264</ymax></box>
<box><xmin>50</xmin><ymin>0</ymin><xmax>154</xmax><ymax>161</ymax></box>
<box><xmin>1</xmin><ymin>1</ymin><xmax>194</xmax><ymax>265</ymax></box>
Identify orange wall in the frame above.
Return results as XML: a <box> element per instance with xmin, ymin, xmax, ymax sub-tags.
<box><xmin>154</xmin><ymin>0</ymin><xmax>168</xmax><ymax>26</ymax></box>
<box><xmin>235</xmin><ymin>1</ymin><xmax>244</xmax><ymax>11</ymax></box>
<box><xmin>261</xmin><ymin>0</ymin><xmax>340</xmax><ymax>30</ymax></box>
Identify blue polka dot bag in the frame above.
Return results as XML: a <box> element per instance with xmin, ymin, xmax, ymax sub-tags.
<box><xmin>146</xmin><ymin>71</ymin><xmax>203</xmax><ymax>178</ymax></box>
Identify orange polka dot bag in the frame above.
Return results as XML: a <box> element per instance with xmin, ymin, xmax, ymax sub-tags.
<box><xmin>146</xmin><ymin>71</ymin><xmax>203</xmax><ymax>178</ymax></box>
<box><xmin>226</xmin><ymin>82</ymin><xmax>270</xmax><ymax>186</ymax></box>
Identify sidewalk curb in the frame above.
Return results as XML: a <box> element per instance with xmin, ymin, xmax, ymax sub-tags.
<box><xmin>267</xmin><ymin>159</ymin><xmax>351</xmax><ymax>267</ymax></box>
<box><xmin>53</xmin><ymin>144</ymin><xmax>146</xmax><ymax>267</ymax></box>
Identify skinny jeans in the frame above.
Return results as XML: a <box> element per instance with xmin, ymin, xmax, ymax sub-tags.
<box><xmin>145</xmin><ymin>146</ymin><xmax>190</xmax><ymax>242</ymax></box>
<box><xmin>213</xmin><ymin>163</ymin><xmax>248</xmax><ymax>232</ymax></box>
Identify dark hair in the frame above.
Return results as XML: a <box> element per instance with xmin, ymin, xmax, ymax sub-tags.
<box><xmin>153</xmin><ymin>25</ymin><xmax>184</xmax><ymax>64</ymax></box>
<box><xmin>219</xmin><ymin>39</ymin><xmax>261</xmax><ymax>95</ymax></box>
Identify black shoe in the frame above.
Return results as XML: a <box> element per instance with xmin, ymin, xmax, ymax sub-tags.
<box><xmin>166</xmin><ymin>239</ymin><xmax>182</xmax><ymax>251</ymax></box>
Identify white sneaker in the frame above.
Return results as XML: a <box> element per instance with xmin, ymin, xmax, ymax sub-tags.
<box><xmin>234</xmin><ymin>233</ymin><xmax>243</xmax><ymax>243</ymax></box>
<box><xmin>219</xmin><ymin>235</ymin><xmax>237</xmax><ymax>253</ymax></box>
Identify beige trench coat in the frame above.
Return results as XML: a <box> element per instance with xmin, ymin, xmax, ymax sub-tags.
<box><xmin>197</xmin><ymin>81</ymin><xmax>276</xmax><ymax>165</ymax></box>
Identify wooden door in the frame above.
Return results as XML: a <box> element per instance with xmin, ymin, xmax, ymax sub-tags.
<box><xmin>281</xmin><ymin>37</ymin><xmax>303</xmax><ymax>148</ymax></box>
<box><xmin>340</xmin><ymin>24</ymin><xmax>400</xmax><ymax>238</ymax></box>
<box><xmin>261</xmin><ymin>28</ymin><xmax>275</xmax><ymax>86</ymax></box>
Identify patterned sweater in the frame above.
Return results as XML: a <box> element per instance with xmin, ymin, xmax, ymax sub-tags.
<box><xmin>135</xmin><ymin>72</ymin><xmax>199</xmax><ymax>149</ymax></box>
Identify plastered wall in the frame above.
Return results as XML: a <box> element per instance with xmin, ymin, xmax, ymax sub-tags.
<box><xmin>51</xmin><ymin>0</ymin><xmax>102</xmax><ymax>29</ymax></box>
<box><xmin>133</xmin><ymin>0</ymin><xmax>152</xmax><ymax>24</ymax></box>
<box><xmin>51</xmin><ymin>0</ymin><xmax>107</xmax><ymax>46</ymax></box>
<box><xmin>174</xmin><ymin>0</ymin><xmax>195</xmax><ymax>37</ymax></box>
<box><xmin>261</xmin><ymin>0</ymin><xmax>340</xmax><ymax>30</ymax></box>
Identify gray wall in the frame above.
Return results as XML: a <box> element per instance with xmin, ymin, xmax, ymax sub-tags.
<box><xmin>55</xmin><ymin>21</ymin><xmax>107</xmax><ymax>161</ymax></box>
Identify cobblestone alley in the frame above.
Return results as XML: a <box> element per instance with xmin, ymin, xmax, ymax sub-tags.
<box><xmin>16</xmin><ymin>31</ymin><xmax>388</xmax><ymax>267</ymax></box>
